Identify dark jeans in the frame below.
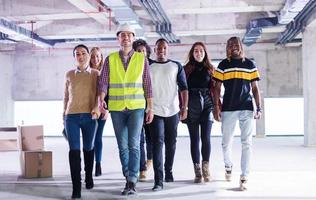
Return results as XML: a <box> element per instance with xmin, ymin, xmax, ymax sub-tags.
<box><xmin>65</xmin><ymin>113</ymin><xmax>97</xmax><ymax>151</ymax></box>
<box><xmin>94</xmin><ymin>118</ymin><xmax>106</xmax><ymax>163</ymax></box>
<box><xmin>187</xmin><ymin>88</ymin><xmax>214</xmax><ymax>164</ymax></box>
<box><xmin>150</xmin><ymin>113</ymin><xmax>179</xmax><ymax>185</ymax></box>
<box><xmin>140</xmin><ymin>124</ymin><xmax>153</xmax><ymax>171</ymax></box>
<box><xmin>187</xmin><ymin>120</ymin><xmax>213</xmax><ymax>164</ymax></box>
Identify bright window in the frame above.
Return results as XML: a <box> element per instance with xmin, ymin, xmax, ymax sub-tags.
<box><xmin>14</xmin><ymin>98</ymin><xmax>304</xmax><ymax>136</ymax></box>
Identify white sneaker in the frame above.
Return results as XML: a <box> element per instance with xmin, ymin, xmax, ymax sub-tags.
<box><xmin>225</xmin><ymin>166</ymin><xmax>232</xmax><ymax>181</ymax></box>
<box><xmin>239</xmin><ymin>176</ymin><xmax>248</xmax><ymax>191</ymax></box>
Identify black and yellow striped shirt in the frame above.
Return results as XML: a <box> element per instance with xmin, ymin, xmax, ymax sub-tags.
<box><xmin>213</xmin><ymin>58</ymin><xmax>260</xmax><ymax>111</ymax></box>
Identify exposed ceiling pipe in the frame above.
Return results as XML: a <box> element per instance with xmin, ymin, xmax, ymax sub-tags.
<box><xmin>0</xmin><ymin>32</ymin><xmax>9</xmax><ymax>40</ymax></box>
<box><xmin>50</xmin><ymin>37</ymin><xmax>117</xmax><ymax>43</ymax></box>
<box><xmin>278</xmin><ymin>0</ymin><xmax>310</xmax><ymax>24</ymax></box>
<box><xmin>0</xmin><ymin>18</ymin><xmax>55</xmax><ymax>47</ymax></box>
<box><xmin>276</xmin><ymin>0</ymin><xmax>316</xmax><ymax>44</ymax></box>
<box><xmin>242</xmin><ymin>17</ymin><xmax>278</xmax><ymax>46</ymax></box>
<box><xmin>101</xmin><ymin>0</ymin><xmax>143</xmax><ymax>35</ymax></box>
<box><xmin>139</xmin><ymin>0</ymin><xmax>179</xmax><ymax>43</ymax></box>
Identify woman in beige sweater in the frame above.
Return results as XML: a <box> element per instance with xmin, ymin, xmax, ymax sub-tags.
<box><xmin>63</xmin><ymin>44</ymin><xmax>99</xmax><ymax>199</ymax></box>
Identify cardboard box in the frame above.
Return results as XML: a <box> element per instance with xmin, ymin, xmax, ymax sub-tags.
<box><xmin>0</xmin><ymin>127</ymin><xmax>18</xmax><ymax>151</ymax></box>
<box><xmin>0</xmin><ymin>139</ymin><xmax>18</xmax><ymax>151</ymax></box>
<box><xmin>20</xmin><ymin>151</ymin><xmax>53</xmax><ymax>178</ymax></box>
<box><xmin>18</xmin><ymin>125</ymin><xmax>44</xmax><ymax>151</ymax></box>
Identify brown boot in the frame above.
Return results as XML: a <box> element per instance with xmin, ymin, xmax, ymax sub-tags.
<box><xmin>139</xmin><ymin>170</ymin><xmax>147</xmax><ymax>182</ymax></box>
<box><xmin>202</xmin><ymin>161</ymin><xmax>211</xmax><ymax>182</ymax></box>
<box><xmin>193</xmin><ymin>163</ymin><xmax>202</xmax><ymax>183</ymax></box>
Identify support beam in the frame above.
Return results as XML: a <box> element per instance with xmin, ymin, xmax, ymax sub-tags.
<box><xmin>66</xmin><ymin>0</ymin><xmax>110</xmax><ymax>25</ymax></box>
<box><xmin>0</xmin><ymin>18</ymin><xmax>54</xmax><ymax>47</ymax></box>
<box><xmin>136</xmin><ymin>5</ymin><xmax>282</xmax><ymax>16</ymax></box>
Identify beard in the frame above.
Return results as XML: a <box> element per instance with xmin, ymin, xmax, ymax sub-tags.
<box><xmin>231</xmin><ymin>50</ymin><xmax>241</xmax><ymax>58</ymax></box>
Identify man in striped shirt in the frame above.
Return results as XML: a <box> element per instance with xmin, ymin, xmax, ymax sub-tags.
<box><xmin>213</xmin><ymin>36</ymin><xmax>262</xmax><ymax>191</ymax></box>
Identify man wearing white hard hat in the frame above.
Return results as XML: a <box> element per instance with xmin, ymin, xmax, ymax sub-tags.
<box><xmin>98</xmin><ymin>23</ymin><xmax>154</xmax><ymax>195</ymax></box>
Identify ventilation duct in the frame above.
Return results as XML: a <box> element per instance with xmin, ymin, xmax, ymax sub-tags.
<box><xmin>0</xmin><ymin>32</ymin><xmax>9</xmax><ymax>40</ymax></box>
<box><xmin>0</xmin><ymin>18</ymin><xmax>55</xmax><ymax>47</ymax></box>
<box><xmin>242</xmin><ymin>17</ymin><xmax>278</xmax><ymax>46</ymax></box>
<box><xmin>276</xmin><ymin>0</ymin><xmax>316</xmax><ymax>45</ymax></box>
<box><xmin>278</xmin><ymin>0</ymin><xmax>310</xmax><ymax>24</ymax></box>
<box><xmin>101</xmin><ymin>0</ymin><xmax>143</xmax><ymax>36</ymax></box>
<box><xmin>139</xmin><ymin>0</ymin><xmax>180</xmax><ymax>43</ymax></box>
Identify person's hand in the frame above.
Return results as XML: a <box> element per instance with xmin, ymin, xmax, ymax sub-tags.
<box><xmin>145</xmin><ymin>110</ymin><xmax>154</xmax><ymax>124</ymax></box>
<box><xmin>254</xmin><ymin>109</ymin><xmax>262</xmax><ymax>119</ymax></box>
<box><xmin>213</xmin><ymin>105</ymin><xmax>221</xmax><ymax>122</ymax></box>
<box><xmin>91</xmin><ymin>110</ymin><xmax>99</xmax><ymax>119</ymax></box>
<box><xmin>101</xmin><ymin>109</ymin><xmax>109</xmax><ymax>120</ymax></box>
<box><xmin>98</xmin><ymin>99</ymin><xmax>107</xmax><ymax>114</ymax></box>
<box><xmin>179</xmin><ymin>108</ymin><xmax>188</xmax><ymax>121</ymax></box>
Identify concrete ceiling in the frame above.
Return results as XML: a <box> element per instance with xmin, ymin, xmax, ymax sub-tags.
<box><xmin>0</xmin><ymin>0</ymin><xmax>311</xmax><ymax>50</ymax></box>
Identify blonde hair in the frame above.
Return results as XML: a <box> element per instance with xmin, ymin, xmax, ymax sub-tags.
<box><xmin>90</xmin><ymin>47</ymin><xmax>104</xmax><ymax>71</ymax></box>
<box><xmin>226</xmin><ymin>37</ymin><xmax>245</xmax><ymax>62</ymax></box>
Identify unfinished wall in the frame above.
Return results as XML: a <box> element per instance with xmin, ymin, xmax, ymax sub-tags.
<box><xmin>11</xmin><ymin>45</ymin><xmax>302</xmax><ymax>101</ymax></box>
<box><xmin>12</xmin><ymin>50</ymin><xmax>73</xmax><ymax>100</ymax></box>
<box><xmin>0</xmin><ymin>53</ymin><xmax>14</xmax><ymax>126</ymax></box>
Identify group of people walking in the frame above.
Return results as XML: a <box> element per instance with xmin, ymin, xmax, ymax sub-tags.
<box><xmin>63</xmin><ymin>23</ymin><xmax>262</xmax><ymax>199</ymax></box>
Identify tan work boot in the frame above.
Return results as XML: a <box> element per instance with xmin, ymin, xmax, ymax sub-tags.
<box><xmin>139</xmin><ymin>171</ymin><xmax>147</xmax><ymax>182</ymax></box>
<box><xmin>202</xmin><ymin>161</ymin><xmax>211</xmax><ymax>182</ymax></box>
<box><xmin>146</xmin><ymin>159</ymin><xmax>153</xmax><ymax>170</ymax></box>
<box><xmin>193</xmin><ymin>163</ymin><xmax>202</xmax><ymax>183</ymax></box>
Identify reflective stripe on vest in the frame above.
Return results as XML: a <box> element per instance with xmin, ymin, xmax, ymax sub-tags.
<box><xmin>108</xmin><ymin>51</ymin><xmax>146</xmax><ymax>111</ymax></box>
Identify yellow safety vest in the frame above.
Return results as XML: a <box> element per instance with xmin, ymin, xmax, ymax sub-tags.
<box><xmin>108</xmin><ymin>51</ymin><xmax>146</xmax><ymax>111</ymax></box>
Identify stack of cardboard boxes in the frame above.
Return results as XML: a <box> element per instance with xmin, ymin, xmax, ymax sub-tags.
<box><xmin>18</xmin><ymin>125</ymin><xmax>53</xmax><ymax>178</ymax></box>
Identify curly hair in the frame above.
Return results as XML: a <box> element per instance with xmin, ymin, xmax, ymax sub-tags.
<box><xmin>132</xmin><ymin>39</ymin><xmax>152</xmax><ymax>59</ymax></box>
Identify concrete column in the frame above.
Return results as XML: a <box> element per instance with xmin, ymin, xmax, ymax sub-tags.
<box><xmin>0</xmin><ymin>54</ymin><xmax>14</xmax><ymax>127</ymax></box>
<box><xmin>249</xmin><ymin>51</ymin><xmax>267</xmax><ymax>137</ymax></box>
<box><xmin>302</xmin><ymin>21</ymin><xmax>316</xmax><ymax>146</ymax></box>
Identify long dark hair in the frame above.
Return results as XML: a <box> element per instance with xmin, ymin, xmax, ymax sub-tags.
<box><xmin>73</xmin><ymin>44</ymin><xmax>89</xmax><ymax>57</ymax></box>
<box><xmin>184</xmin><ymin>42</ymin><xmax>214</xmax><ymax>76</ymax></box>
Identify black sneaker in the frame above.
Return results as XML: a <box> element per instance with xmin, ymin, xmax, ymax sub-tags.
<box><xmin>128</xmin><ymin>182</ymin><xmax>137</xmax><ymax>195</ymax></box>
<box><xmin>121</xmin><ymin>182</ymin><xmax>129</xmax><ymax>195</ymax></box>
<box><xmin>152</xmin><ymin>184</ymin><xmax>163</xmax><ymax>191</ymax></box>
<box><xmin>165</xmin><ymin>172</ymin><xmax>174</xmax><ymax>182</ymax></box>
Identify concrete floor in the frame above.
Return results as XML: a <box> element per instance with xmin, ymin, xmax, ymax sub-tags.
<box><xmin>0</xmin><ymin>136</ymin><xmax>315</xmax><ymax>200</ymax></box>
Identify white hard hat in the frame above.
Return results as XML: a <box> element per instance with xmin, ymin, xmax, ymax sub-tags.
<box><xmin>116</xmin><ymin>23</ymin><xmax>135</xmax><ymax>36</ymax></box>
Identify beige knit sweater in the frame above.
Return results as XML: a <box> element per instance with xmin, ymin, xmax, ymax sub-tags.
<box><xmin>63</xmin><ymin>68</ymin><xmax>99</xmax><ymax>117</ymax></box>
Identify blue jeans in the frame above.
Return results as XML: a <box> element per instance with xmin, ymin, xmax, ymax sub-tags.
<box><xmin>221</xmin><ymin>110</ymin><xmax>254</xmax><ymax>177</ymax></box>
<box><xmin>111</xmin><ymin>109</ymin><xmax>145</xmax><ymax>183</ymax></box>
<box><xmin>65</xmin><ymin>113</ymin><xmax>97</xmax><ymax>151</ymax></box>
<box><xmin>150</xmin><ymin>113</ymin><xmax>179</xmax><ymax>185</ymax></box>
<box><xmin>94</xmin><ymin>118</ymin><xmax>106</xmax><ymax>163</ymax></box>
